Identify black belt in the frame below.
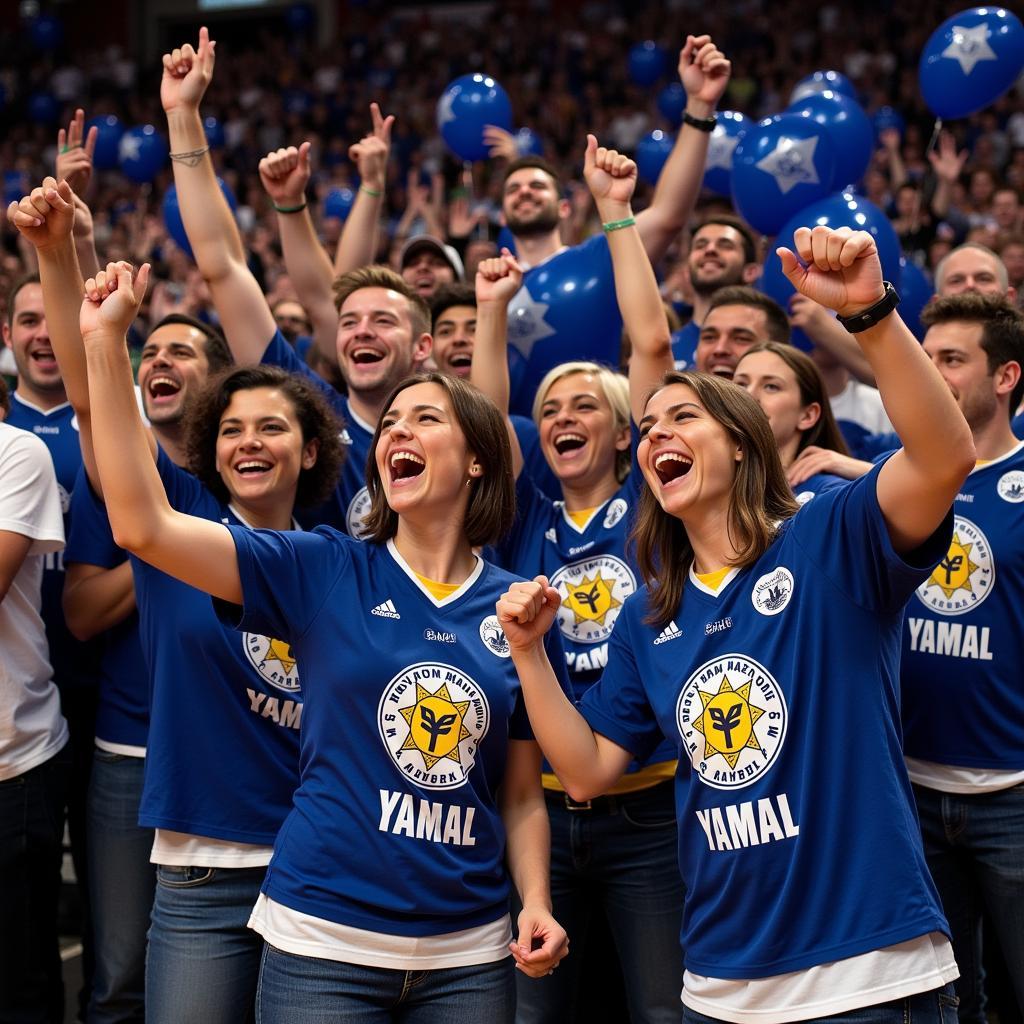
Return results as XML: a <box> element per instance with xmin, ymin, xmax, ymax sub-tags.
<box><xmin>545</xmin><ymin>779</ymin><xmax>673</xmax><ymax>814</ymax></box>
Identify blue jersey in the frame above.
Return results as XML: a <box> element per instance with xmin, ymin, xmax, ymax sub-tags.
<box><xmin>64</xmin><ymin>467</ymin><xmax>149</xmax><ymax>749</ymax></box>
<box><xmin>6</xmin><ymin>394</ymin><xmax>100</xmax><ymax>690</ymax></box>
<box><xmin>902</xmin><ymin>444</ymin><xmax>1024</xmax><ymax>768</ymax></box>
<box><xmin>510</xmin><ymin>415</ymin><xmax>561</xmax><ymax>502</ymax></box>
<box><xmin>1012</xmin><ymin>410</ymin><xmax>1024</xmax><ymax>438</ymax></box>
<box><xmin>218</xmin><ymin>530</ymin><xmax>568</xmax><ymax>936</ymax></box>
<box><xmin>671</xmin><ymin>321</ymin><xmax>699</xmax><ymax>370</ymax></box>
<box><xmin>579</xmin><ymin>465</ymin><xmax>950</xmax><ymax>979</ymax></box>
<box><xmin>135</xmin><ymin>451</ymin><xmax>301</xmax><ymax>844</ymax></box>
<box><xmin>791</xmin><ymin>471</ymin><xmax>848</xmax><ymax>505</ymax></box>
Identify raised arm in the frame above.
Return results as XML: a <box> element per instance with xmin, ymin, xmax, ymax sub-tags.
<box><xmin>472</xmin><ymin>252</ymin><xmax>525</xmax><ymax>477</ymax></box>
<box><xmin>779</xmin><ymin>227</ymin><xmax>975</xmax><ymax>552</ymax></box>
<box><xmin>258</xmin><ymin>142</ymin><xmax>338</xmax><ymax>356</ymax></box>
<box><xmin>583</xmin><ymin>135</ymin><xmax>672</xmax><ymax>424</ymax></box>
<box><xmin>497</xmin><ymin>578</ymin><xmax>633</xmax><ymax>799</ymax></box>
<box><xmin>56</xmin><ymin>108</ymin><xmax>100</xmax><ymax>278</ymax></box>
<box><xmin>334</xmin><ymin>103</ymin><xmax>394</xmax><ymax>275</ymax></box>
<box><xmin>636</xmin><ymin>34</ymin><xmax>731</xmax><ymax>265</ymax></box>
<box><xmin>161</xmin><ymin>27</ymin><xmax>276</xmax><ymax>363</ymax></box>
<box><xmin>80</xmin><ymin>262</ymin><xmax>241</xmax><ymax>603</ymax></box>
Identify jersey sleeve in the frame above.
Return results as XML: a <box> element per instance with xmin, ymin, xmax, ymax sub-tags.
<box><xmin>216</xmin><ymin>524</ymin><xmax>352</xmax><ymax>643</ymax></box>
<box><xmin>577</xmin><ymin>596</ymin><xmax>663</xmax><ymax>760</ymax></box>
<box><xmin>0</xmin><ymin>428</ymin><xmax>64</xmax><ymax>554</ymax></box>
<box><xmin>494</xmin><ymin>470</ymin><xmax>556</xmax><ymax>571</ymax></box>
<box><xmin>65</xmin><ymin>466</ymin><xmax>125</xmax><ymax>570</ymax></box>
<box><xmin>790</xmin><ymin>457</ymin><xmax>952</xmax><ymax>614</ymax></box>
<box><xmin>260</xmin><ymin>328</ymin><xmax>347</xmax><ymax>416</ymax></box>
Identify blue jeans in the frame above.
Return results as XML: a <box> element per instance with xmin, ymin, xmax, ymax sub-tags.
<box><xmin>913</xmin><ymin>782</ymin><xmax>1024</xmax><ymax>1024</ymax></box>
<box><xmin>683</xmin><ymin>984</ymin><xmax>959</xmax><ymax>1023</ymax></box>
<box><xmin>0</xmin><ymin>743</ymin><xmax>71</xmax><ymax>1024</ymax></box>
<box><xmin>515</xmin><ymin>781</ymin><xmax>684</xmax><ymax>1024</ymax></box>
<box><xmin>256</xmin><ymin>944</ymin><xmax>515</xmax><ymax>1023</ymax></box>
<box><xmin>146</xmin><ymin>863</ymin><xmax>266</xmax><ymax>1024</ymax></box>
<box><xmin>85</xmin><ymin>750</ymin><xmax>155</xmax><ymax>1024</ymax></box>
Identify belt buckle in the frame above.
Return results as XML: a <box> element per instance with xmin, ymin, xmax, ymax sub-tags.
<box><xmin>564</xmin><ymin>794</ymin><xmax>592</xmax><ymax>811</ymax></box>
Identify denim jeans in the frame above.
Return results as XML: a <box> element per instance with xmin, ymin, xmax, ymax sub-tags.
<box><xmin>514</xmin><ymin>781</ymin><xmax>684</xmax><ymax>1024</ymax></box>
<box><xmin>146</xmin><ymin>863</ymin><xmax>266</xmax><ymax>1024</ymax></box>
<box><xmin>256</xmin><ymin>944</ymin><xmax>516</xmax><ymax>1023</ymax></box>
<box><xmin>682</xmin><ymin>984</ymin><xmax>959</xmax><ymax>1024</ymax></box>
<box><xmin>85</xmin><ymin>750</ymin><xmax>155</xmax><ymax>1023</ymax></box>
<box><xmin>0</xmin><ymin>743</ymin><xmax>71</xmax><ymax>1024</ymax></box>
<box><xmin>913</xmin><ymin>782</ymin><xmax>1024</xmax><ymax>1024</ymax></box>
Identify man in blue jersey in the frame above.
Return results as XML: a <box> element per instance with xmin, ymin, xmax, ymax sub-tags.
<box><xmin>901</xmin><ymin>293</ymin><xmax>1024</xmax><ymax>1022</ymax></box>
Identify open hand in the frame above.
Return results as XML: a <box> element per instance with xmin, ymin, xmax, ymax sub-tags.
<box><xmin>56</xmin><ymin>109</ymin><xmax>97</xmax><ymax>196</ymax></box>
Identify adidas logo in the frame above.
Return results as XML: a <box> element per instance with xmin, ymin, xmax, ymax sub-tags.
<box><xmin>653</xmin><ymin>620</ymin><xmax>682</xmax><ymax>645</ymax></box>
<box><xmin>371</xmin><ymin>599</ymin><xmax>401</xmax><ymax>619</ymax></box>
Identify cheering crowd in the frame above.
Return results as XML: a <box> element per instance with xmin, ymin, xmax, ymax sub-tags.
<box><xmin>2</xmin><ymin>11</ymin><xmax>1024</xmax><ymax>1024</ymax></box>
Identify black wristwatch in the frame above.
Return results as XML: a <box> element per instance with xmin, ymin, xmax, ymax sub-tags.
<box><xmin>835</xmin><ymin>281</ymin><xmax>901</xmax><ymax>333</ymax></box>
<box><xmin>682</xmin><ymin>111</ymin><xmax>717</xmax><ymax>133</ymax></box>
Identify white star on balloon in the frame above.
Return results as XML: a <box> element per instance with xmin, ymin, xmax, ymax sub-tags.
<box><xmin>941</xmin><ymin>22</ymin><xmax>998</xmax><ymax>76</ymax></box>
<box><xmin>118</xmin><ymin>134</ymin><xmax>141</xmax><ymax>163</ymax></box>
<box><xmin>755</xmin><ymin>136</ymin><xmax>821</xmax><ymax>195</ymax></box>
<box><xmin>437</xmin><ymin>91</ymin><xmax>456</xmax><ymax>128</ymax></box>
<box><xmin>506</xmin><ymin>283</ymin><xmax>556</xmax><ymax>360</ymax></box>
<box><xmin>707</xmin><ymin>127</ymin><xmax>740</xmax><ymax>172</ymax></box>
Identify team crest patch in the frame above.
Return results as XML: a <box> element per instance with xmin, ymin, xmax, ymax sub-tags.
<box><xmin>603</xmin><ymin>498</ymin><xmax>628</xmax><ymax>529</ymax></box>
<box><xmin>550</xmin><ymin>555</ymin><xmax>636</xmax><ymax>644</ymax></box>
<box><xmin>751</xmin><ymin>567</ymin><xmax>794</xmax><ymax>616</ymax></box>
<box><xmin>378</xmin><ymin>663</ymin><xmax>490</xmax><ymax>790</ymax></box>
<box><xmin>478</xmin><ymin>615</ymin><xmax>511</xmax><ymax>658</ymax></box>
<box><xmin>243</xmin><ymin>634</ymin><xmax>301</xmax><ymax>692</ymax></box>
<box><xmin>677</xmin><ymin>654</ymin><xmax>787</xmax><ymax>790</ymax></box>
<box><xmin>997</xmin><ymin>470</ymin><xmax>1024</xmax><ymax>504</ymax></box>
<box><xmin>794</xmin><ymin>491</ymin><xmax>815</xmax><ymax>506</ymax></box>
<box><xmin>346</xmin><ymin>486</ymin><xmax>372</xmax><ymax>540</ymax></box>
<box><xmin>917</xmin><ymin>515</ymin><xmax>994</xmax><ymax>615</ymax></box>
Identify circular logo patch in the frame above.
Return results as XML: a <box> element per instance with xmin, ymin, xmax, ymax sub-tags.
<box><xmin>243</xmin><ymin>634</ymin><xmax>301</xmax><ymax>692</ymax></box>
<box><xmin>603</xmin><ymin>498</ymin><xmax>628</xmax><ymax>529</ymax></box>
<box><xmin>346</xmin><ymin>486</ymin><xmax>372</xmax><ymax>541</ymax></box>
<box><xmin>751</xmin><ymin>567</ymin><xmax>794</xmax><ymax>616</ymax></box>
<box><xmin>794</xmin><ymin>491</ymin><xmax>815</xmax><ymax>506</ymax></box>
<box><xmin>676</xmin><ymin>654</ymin><xmax>788</xmax><ymax>791</ymax></box>
<box><xmin>378</xmin><ymin>662</ymin><xmax>490</xmax><ymax>790</ymax></box>
<box><xmin>916</xmin><ymin>515</ymin><xmax>994</xmax><ymax>616</ymax></box>
<box><xmin>57</xmin><ymin>483</ymin><xmax>71</xmax><ymax>515</ymax></box>
<box><xmin>478</xmin><ymin>615</ymin><xmax>510</xmax><ymax>658</ymax></box>
<box><xmin>550</xmin><ymin>554</ymin><xmax>636</xmax><ymax>644</ymax></box>
<box><xmin>997</xmin><ymin>470</ymin><xmax>1024</xmax><ymax>504</ymax></box>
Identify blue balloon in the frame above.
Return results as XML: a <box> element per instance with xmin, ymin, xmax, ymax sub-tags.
<box><xmin>919</xmin><ymin>7</ymin><xmax>1024</xmax><ymax>119</ymax></box>
<box><xmin>703</xmin><ymin>111</ymin><xmax>753</xmax><ymax>197</ymax></box>
<box><xmin>496</xmin><ymin>227</ymin><xmax>518</xmax><ymax>257</ymax></box>
<box><xmin>657</xmin><ymin>82</ymin><xmax>687</xmax><ymax>127</ymax></box>
<box><xmin>790</xmin><ymin>69</ymin><xmax>858</xmax><ymax>105</ymax></box>
<box><xmin>163</xmin><ymin>179</ymin><xmax>237</xmax><ymax>261</ymax></box>
<box><xmin>4</xmin><ymin>170</ymin><xmax>29</xmax><ymax>206</ymax></box>
<box><xmin>628</xmin><ymin>41</ymin><xmax>668</xmax><ymax>87</ymax></box>
<box><xmin>731</xmin><ymin>114</ymin><xmax>837</xmax><ymax>236</ymax></box>
<box><xmin>515</xmin><ymin>127</ymin><xmax>544</xmax><ymax>156</ymax></box>
<box><xmin>787</xmin><ymin>90</ymin><xmax>874</xmax><ymax>188</ymax></box>
<box><xmin>28</xmin><ymin>92</ymin><xmax>59</xmax><ymax>125</ymax></box>
<box><xmin>118</xmin><ymin>125</ymin><xmax>169</xmax><ymax>184</ymax></box>
<box><xmin>87</xmin><ymin>115</ymin><xmax>124</xmax><ymax>171</ymax></box>
<box><xmin>203</xmin><ymin>116</ymin><xmax>226</xmax><ymax>149</ymax></box>
<box><xmin>29</xmin><ymin>15</ymin><xmax>63</xmax><ymax>52</ymax></box>
<box><xmin>760</xmin><ymin>191</ymin><xmax>902</xmax><ymax>350</ymax></box>
<box><xmin>872</xmin><ymin>106</ymin><xmax>906</xmax><ymax>139</ymax></box>
<box><xmin>437</xmin><ymin>74</ymin><xmax>513</xmax><ymax>162</ymax></box>
<box><xmin>506</xmin><ymin>237</ymin><xmax>622</xmax><ymax>415</ymax></box>
<box><xmin>323</xmin><ymin>188</ymin><xmax>355</xmax><ymax>221</ymax></box>
<box><xmin>635</xmin><ymin>129</ymin><xmax>674</xmax><ymax>186</ymax></box>
<box><xmin>898</xmin><ymin>256</ymin><xmax>934</xmax><ymax>341</ymax></box>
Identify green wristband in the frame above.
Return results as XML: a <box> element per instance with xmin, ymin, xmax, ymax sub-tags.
<box><xmin>360</xmin><ymin>185</ymin><xmax>383</xmax><ymax>198</ymax></box>
<box><xmin>602</xmin><ymin>216</ymin><xmax>636</xmax><ymax>233</ymax></box>
<box><xmin>273</xmin><ymin>201</ymin><xmax>307</xmax><ymax>214</ymax></box>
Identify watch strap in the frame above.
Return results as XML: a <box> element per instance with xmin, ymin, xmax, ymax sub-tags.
<box><xmin>835</xmin><ymin>281</ymin><xmax>901</xmax><ymax>333</ymax></box>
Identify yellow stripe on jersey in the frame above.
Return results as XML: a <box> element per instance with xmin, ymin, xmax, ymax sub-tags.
<box><xmin>695</xmin><ymin>566</ymin><xmax>731</xmax><ymax>592</ymax></box>
<box><xmin>566</xmin><ymin>507</ymin><xmax>598</xmax><ymax>528</ymax></box>
<box><xmin>415</xmin><ymin>574</ymin><xmax>461</xmax><ymax>600</ymax></box>
<box><xmin>542</xmin><ymin>760</ymin><xmax>677</xmax><ymax>794</ymax></box>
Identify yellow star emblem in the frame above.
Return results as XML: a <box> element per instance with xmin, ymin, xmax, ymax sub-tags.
<box><xmin>928</xmin><ymin>533</ymin><xmax>979</xmax><ymax>599</ymax></box>
<box><xmin>691</xmin><ymin>675</ymin><xmax>766</xmax><ymax>769</ymax></box>
<box><xmin>399</xmin><ymin>682</ymin><xmax>471</xmax><ymax>771</ymax></box>
<box><xmin>263</xmin><ymin>638</ymin><xmax>296</xmax><ymax>674</ymax></box>
<box><xmin>562</xmin><ymin>571</ymin><xmax>621</xmax><ymax>625</ymax></box>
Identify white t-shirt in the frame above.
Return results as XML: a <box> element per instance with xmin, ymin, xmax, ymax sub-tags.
<box><xmin>0</xmin><ymin>423</ymin><xmax>67</xmax><ymax>781</ymax></box>
<box><xmin>830</xmin><ymin>378</ymin><xmax>893</xmax><ymax>437</ymax></box>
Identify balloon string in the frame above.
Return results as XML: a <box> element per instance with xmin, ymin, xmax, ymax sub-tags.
<box><xmin>910</xmin><ymin>117</ymin><xmax>944</xmax><ymax>235</ymax></box>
